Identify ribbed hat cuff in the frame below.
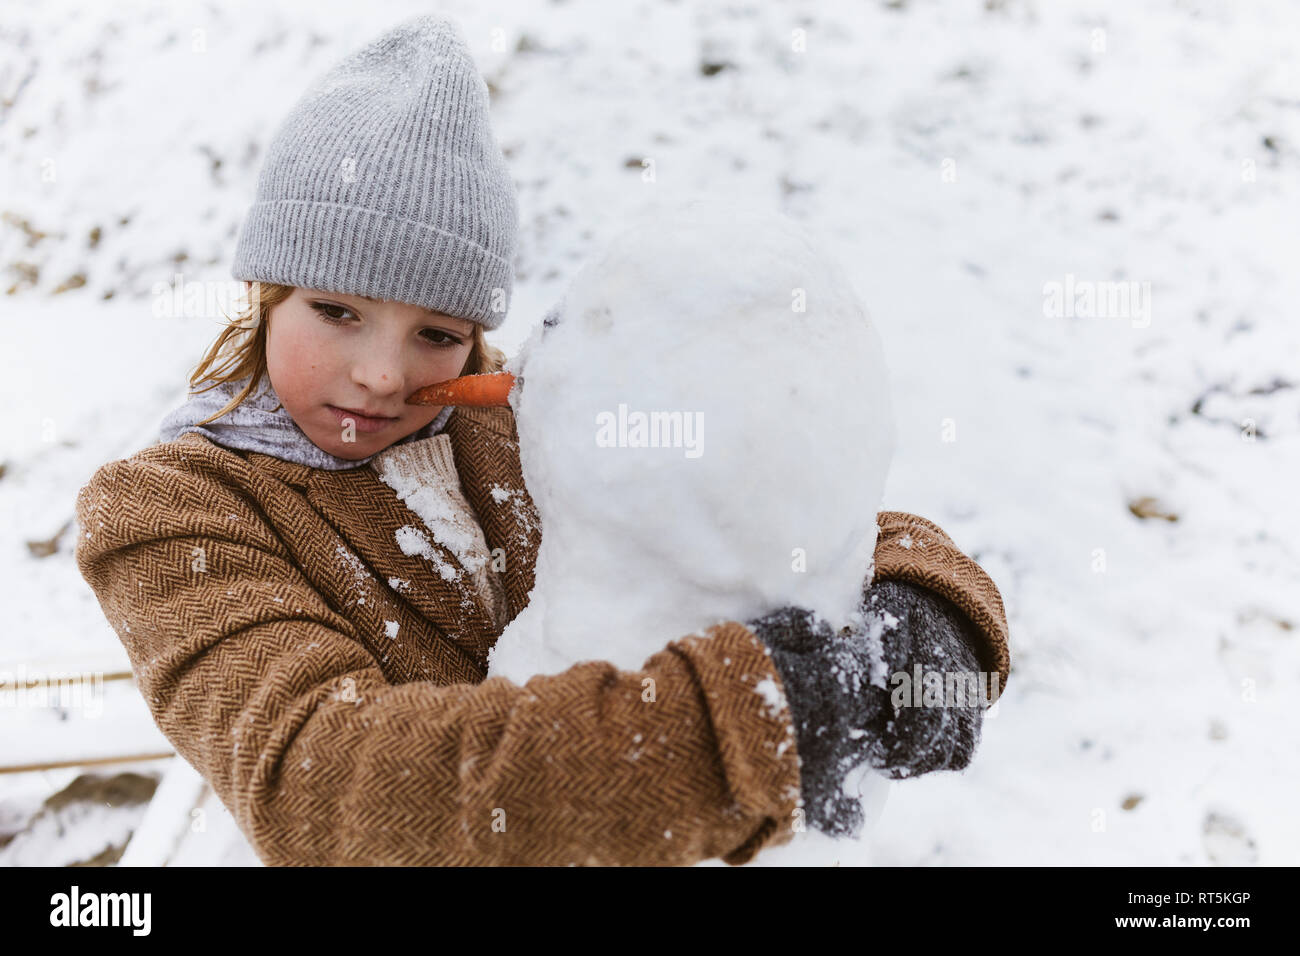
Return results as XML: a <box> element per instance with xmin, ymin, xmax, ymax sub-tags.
<box><xmin>231</xmin><ymin>199</ymin><xmax>511</xmax><ymax>329</ymax></box>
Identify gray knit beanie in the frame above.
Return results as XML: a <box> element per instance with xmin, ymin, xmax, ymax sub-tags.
<box><xmin>231</xmin><ymin>15</ymin><xmax>517</xmax><ymax>329</ymax></box>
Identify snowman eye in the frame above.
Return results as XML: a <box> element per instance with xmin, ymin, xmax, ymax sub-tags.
<box><xmin>542</xmin><ymin>303</ymin><xmax>565</xmax><ymax>336</ymax></box>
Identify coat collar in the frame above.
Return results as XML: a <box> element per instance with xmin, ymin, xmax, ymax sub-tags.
<box><xmin>299</xmin><ymin>407</ymin><xmax>541</xmax><ymax>669</ymax></box>
<box><xmin>442</xmin><ymin>406</ymin><xmax>541</xmax><ymax>622</ymax></box>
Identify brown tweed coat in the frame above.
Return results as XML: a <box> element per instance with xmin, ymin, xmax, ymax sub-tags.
<box><xmin>74</xmin><ymin>404</ymin><xmax>1011</xmax><ymax>866</ymax></box>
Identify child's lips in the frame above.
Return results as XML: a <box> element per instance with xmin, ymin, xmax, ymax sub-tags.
<box><xmin>327</xmin><ymin>404</ymin><xmax>397</xmax><ymax>433</ymax></box>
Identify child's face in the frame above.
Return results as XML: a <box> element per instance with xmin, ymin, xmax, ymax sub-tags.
<box><xmin>265</xmin><ymin>286</ymin><xmax>476</xmax><ymax>459</ymax></box>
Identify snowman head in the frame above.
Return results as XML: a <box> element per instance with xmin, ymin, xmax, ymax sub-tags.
<box><xmin>511</xmin><ymin>200</ymin><xmax>896</xmax><ymax>625</ymax></box>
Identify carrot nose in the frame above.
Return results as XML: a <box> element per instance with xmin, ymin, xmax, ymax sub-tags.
<box><xmin>407</xmin><ymin>371</ymin><xmax>517</xmax><ymax>407</ymax></box>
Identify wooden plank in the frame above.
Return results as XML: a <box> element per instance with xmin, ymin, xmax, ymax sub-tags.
<box><xmin>0</xmin><ymin>675</ymin><xmax>174</xmax><ymax>773</ymax></box>
<box><xmin>0</xmin><ymin>751</ymin><xmax>174</xmax><ymax>775</ymax></box>
<box><xmin>117</xmin><ymin>756</ymin><xmax>208</xmax><ymax>866</ymax></box>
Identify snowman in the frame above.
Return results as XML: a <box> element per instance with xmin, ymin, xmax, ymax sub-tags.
<box><xmin>437</xmin><ymin>199</ymin><xmax>899</xmax><ymax>864</ymax></box>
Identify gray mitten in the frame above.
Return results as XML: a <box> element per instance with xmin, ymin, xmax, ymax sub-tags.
<box><xmin>746</xmin><ymin>578</ymin><xmax>988</xmax><ymax>837</ymax></box>
<box><xmin>858</xmin><ymin>578</ymin><xmax>986</xmax><ymax>779</ymax></box>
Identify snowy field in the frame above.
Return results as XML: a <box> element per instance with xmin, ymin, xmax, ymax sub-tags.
<box><xmin>1</xmin><ymin>0</ymin><xmax>1297</xmax><ymax>866</ymax></box>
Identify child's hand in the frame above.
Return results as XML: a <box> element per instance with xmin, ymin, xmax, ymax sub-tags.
<box><xmin>747</xmin><ymin>579</ymin><xmax>988</xmax><ymax>838</ymax></box>
<box><xmin>858</xmin><ymin>578</ymin><xmax>987</xmax><ymax>779</ymax></box>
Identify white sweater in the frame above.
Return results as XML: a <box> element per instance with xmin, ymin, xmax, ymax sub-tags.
<box><xmin>367</xmin><ymin>432</ymin><xmax>510</xmax><ymax>634</ymax></box>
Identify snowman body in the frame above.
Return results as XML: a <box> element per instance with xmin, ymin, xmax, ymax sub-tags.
<box><xmin>487</xmin><ymin>201</ymin><xmax>897</xmax><ymax>863</ymax></box>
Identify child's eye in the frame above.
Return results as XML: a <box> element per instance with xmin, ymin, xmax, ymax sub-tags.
<box><xmin>312</xmin><ymin>302</ymin><xmax>354</xmax><ymax>324</ymax></box>
<box><xmin>421</xmin><ymin>329</ymin><xmax>465</xmax><ymax>347</ymax></box>
<box><xmin>313</xmin><ymin>302</ymin><xmax>464</xmax><ymax>348</ymax></box>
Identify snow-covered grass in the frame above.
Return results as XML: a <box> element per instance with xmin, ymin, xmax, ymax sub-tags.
<box><xmin>2</xmin><ymin>0</ymin><xmax>1296</xmax><ymax>865</ymax></box>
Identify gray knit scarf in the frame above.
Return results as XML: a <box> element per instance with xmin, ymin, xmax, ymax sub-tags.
<box><xmin>158</xmin><ymin>371</ymin><xmax>453</xmax><ymax>470</ymax></box>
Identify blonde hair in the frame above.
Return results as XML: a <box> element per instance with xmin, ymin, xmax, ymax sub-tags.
<box><xmin>187</xmin><ymin>281</ymin><xmax>507</xmax><ymax>427</ymax></box>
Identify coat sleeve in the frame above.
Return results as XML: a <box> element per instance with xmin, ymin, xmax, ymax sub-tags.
<box><xmin>73</xmin><ymin>456</ymin><xmax>803</xmax><ymax>866</ymax></box>
<box><xmin>869</xmin><ymin>511</ymin><xmax>1011</xmax><ymax>704</ymax></box>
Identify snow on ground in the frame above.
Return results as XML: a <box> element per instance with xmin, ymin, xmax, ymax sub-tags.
<box><xmin>1</xmin><ymin>0</ymin><xmax>1296</xmax><ymax>865</ymax></box>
